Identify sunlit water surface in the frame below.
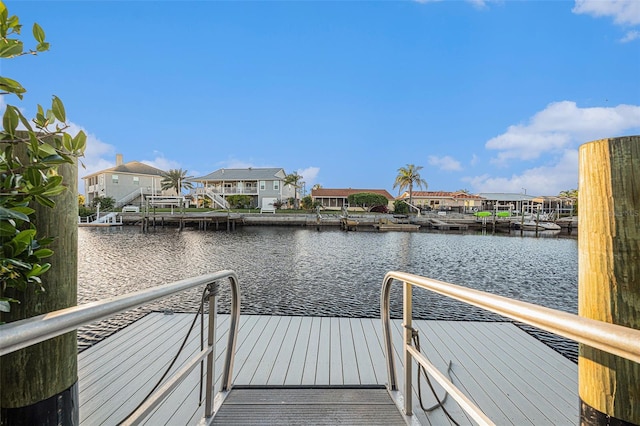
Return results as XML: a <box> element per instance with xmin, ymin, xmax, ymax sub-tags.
<box><xmin>78</xmin><ymin>226</ymin><xmax>578</xmax><ymax>360</ymax></box>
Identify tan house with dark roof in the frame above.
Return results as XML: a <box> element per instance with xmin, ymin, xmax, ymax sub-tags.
<box><xmin>82</xmin><ymin>154</ymin><xmax>167</xmax><ymax>207</ymax></box>
<box><xmin>397</xmin><ymin>191</ymin><xmax>485</xmax><ymax>213</ymax></box>
<box><xmin>311</xmin><ymin>188</ymin><xmax>395</xmax><ymax>211</ymax></box>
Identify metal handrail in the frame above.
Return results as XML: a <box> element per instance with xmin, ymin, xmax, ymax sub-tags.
<box><xmin>0</xmin><ymin>270</ymin><xmax>241</xmax><ymax>424</ymax></box>
<box><xmin>380</xmin><ymin>270</ymin><xmax>640</xmax><ymax>425</ymax></box>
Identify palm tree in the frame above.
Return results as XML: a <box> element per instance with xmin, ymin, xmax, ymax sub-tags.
<box><xmin>161</xmin><ymin>168</ymin><xmax>193</xmax><ymax>196</ymax></box>
<box><xmin>284</xmin><ymin>172</ymin><xmax>303</xmax><ymax>209</ymax></box>
<box><xmin>393</xmin><ymin>164</ymin><xmax>428</xmax><ymax>207</ymax></box>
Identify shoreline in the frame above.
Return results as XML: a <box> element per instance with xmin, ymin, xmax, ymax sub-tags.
<box><xmin>86</xmin><ymin>211</ymin><xmax>578</xmax><ymax>235</ymax></box>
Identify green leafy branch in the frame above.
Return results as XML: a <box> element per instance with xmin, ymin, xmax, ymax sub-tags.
<box><xmin>0</xmin><ymin>1</ymin><xmax>86</xmax><ymax>313</ymax></box>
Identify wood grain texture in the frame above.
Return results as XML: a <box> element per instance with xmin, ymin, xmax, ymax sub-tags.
<box><xmin>578</xmin><ymin>136</ymin><xmax>640</xmax><ymax>424</ymax></box>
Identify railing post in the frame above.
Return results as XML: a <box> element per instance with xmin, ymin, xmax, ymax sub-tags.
<box><xmin>204</xmin><ymin>282</ymin><xmax>219</xmax><ymax>417</ymax></box>
<box><xmin>403</xmin><ymin>281</ymin><xmax>413</xmax><ymax>416</ymax></box>
<box><xmin>578</xmin><ymin>136</ymin><xmax>640</xmax><ymax>425</ymax></box>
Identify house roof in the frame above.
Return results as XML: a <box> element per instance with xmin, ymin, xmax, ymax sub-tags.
<box><xmin>311</xmin><ymin>188</ymin><xmax>394</xmax><ymax>200</ymax></box>
<box><xmin>399</xmin><ymin>191</ymin><xmax>485</xmax><ymax>200</ymax></box>
<box><xmin>82</xmin><ymin>161</ymin><xmax>166</xmax><ymax>179</ymax></box>
<box><xmin>193</xmin><ymin>168</ymin><xmax>285</xmax><ymax>181</ymax></box>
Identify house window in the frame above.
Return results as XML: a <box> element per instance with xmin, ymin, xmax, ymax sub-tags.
<box><xmin>112</xmin><ymin>175</ymin><xmax>119</xmax><ymax>184</ymax></box>
<box><xmin>133</xmin><ymin>176</ymin><xmax>139</xmax><ymax>185</ymax></box>
<box><xmin>273</xmin><ymin>181</ymin><xmax>279</xmax><ymax>191</ymax></box>
<box><xmin>260</xmin><ymin>181</ymin><xmax>266</xmax><ymax>190</ymax></box>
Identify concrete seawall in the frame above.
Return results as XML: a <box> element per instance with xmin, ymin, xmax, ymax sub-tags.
<box><xmin>105</xmin><ymin>211</ymin><xmax>577</xmax><ymax>234</ymax></box>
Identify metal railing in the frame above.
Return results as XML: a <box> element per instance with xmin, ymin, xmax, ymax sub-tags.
<box><xmin>0</xmin><ymin>270</ymin><xmax>241</xmax><ymax>425</ymax></box>
<box><xmin>380</xmin><ymin>270</ymin><xmax>640</xmax><ymax>426</ymax></box>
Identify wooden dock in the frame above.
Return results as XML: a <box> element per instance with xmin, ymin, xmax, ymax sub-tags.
<box><xmin>78</xmin><ymin>313</ymin><xmax>578</xmax><ymax>425</ymax></box>
<box><xmin>424</xmin><ymin>217</ymin><xmax>469</xmax><ymax>231</ymax></box>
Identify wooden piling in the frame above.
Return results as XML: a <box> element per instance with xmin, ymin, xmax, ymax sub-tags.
<box><xmin>0</xmin><ymin>146</ymin><xmax>79</xmax><ymax>424</ymax></box>
<box><xmin>578</xmin><ymin>136</ymin><xmax>639</xmax><ymax>425</ymax></box>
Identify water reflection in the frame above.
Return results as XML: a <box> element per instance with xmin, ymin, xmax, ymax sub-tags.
<box><xmin>78</xmin><ymin>226</ymin><xmax>578</xmax><ymax>359</ymax></box>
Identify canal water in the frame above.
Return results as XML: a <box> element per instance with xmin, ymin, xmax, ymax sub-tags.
<box><xmin>78</xmin><ymin>226</ymin><xmax>578</xmax><ymax>360</ymax></box>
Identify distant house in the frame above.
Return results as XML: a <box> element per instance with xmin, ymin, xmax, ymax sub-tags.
<box><xmin>311</xmin><ymin>188</ymin><xmax>395</xmax><ymax>211</ymax></box>
<box><xmin>477</xmin><ymin>193</ymin><xmax>536</xmax><ymax>214</ymax></box>
<box><xmin>190</xmin><ymin>168</ymin><xmax>296</xmax><ymax>210</ymax></box>
<box><xmin>397</xmin><ymin>191</ymin><xmax>485</xmax><ymax>213</ymax></box>
<box><xmin>530</xmin><ymin>195</ymin><xmax>576</xmax><ymax>216</ymax></box>
<box><xmin>82</xmin><ymin>154</ymin><xmax>166</xmax><ymax>207</ymax></box>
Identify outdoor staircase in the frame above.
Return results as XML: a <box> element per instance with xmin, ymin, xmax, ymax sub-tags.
<box><xmin>203</xmin><ymin>189</ymin><xmax>230</xmax><ymax>209</ymax></box>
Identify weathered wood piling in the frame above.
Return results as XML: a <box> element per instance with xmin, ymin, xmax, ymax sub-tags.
<box><xmin>1</xmin><ymin>152</ymin><xmax>79</xmax><ymax>424</ymax></box>
<box><xmin>578</xmin><ymin>135</ymin><xmax>639</xmax><ymax>425</ymax></box>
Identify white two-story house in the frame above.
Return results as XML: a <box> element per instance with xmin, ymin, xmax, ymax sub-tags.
<box><xmin>82</xmin><ymin>154</ymin><xmax>166</xmax><ymax>207</ymax></box>
<box><xmin>190</xmin><ymin>168</ymin><xmax>296</xmax><ymax>210</ymax></box>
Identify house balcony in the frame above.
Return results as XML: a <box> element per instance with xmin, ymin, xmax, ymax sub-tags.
<box><xmin>195</xmin><ymin>187</ymin><xmax>258</xmax><ymax>196</ymax></box>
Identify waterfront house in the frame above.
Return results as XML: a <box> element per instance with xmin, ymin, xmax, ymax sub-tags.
<box><xmin>477</xmin><ymin>193</ymin><xmax>537</xmax><ymax>215</ymax></box>
<box><xmin>397</xmin><ymin>191</ymin><xmax>485</xmax><ymax>213</ymax></box>
<box><xmin>190</xmin><ymin>168</ymin><xmax>296</xmax><ymax>210</ymax></box>
<box><xmin>311</xmin><ymin>188</ymin><xmax>395</xmax><ymax>211</ymax></box>
<box><xmin>82</xmin><ymin>154</ymin><xmax>166</xmax><ymax>208</ymax></box>
<box><xmin>531</xmin><ymin>195</ymin><xmax>576</xmax><ymax>217</ymax></box>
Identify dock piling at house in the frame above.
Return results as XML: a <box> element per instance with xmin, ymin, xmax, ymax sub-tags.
<box><xmin>578</xmin><ymin>135</ymin><xmax>640</xmax><ymax>425</ymax></box>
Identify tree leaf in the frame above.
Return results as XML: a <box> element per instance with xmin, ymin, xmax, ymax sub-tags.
<box><xmin>37</xmin><ymin>142</ymin><xmax>58</xmax><ymax>157</ymax></box>
<box><xmin>34</xmin><ymin>194</ymin><xmax>56</xmax><ymax>208</ymax></box>
<box><xmin>16</xmin><ymin>108</ymin><xmax>33</xmax><ymax>132</ymax></box>
<box><xmin>0</xmin><ymin>221</ymin><xmax>18</xmax><ymax>237</ymax></box>
<box><xmin>0</xmin><ymin>38</ymin><xmax>23</xmax><ymax>58</ymax></box>
<box><xmin>0</xmin><ymin>206</ymin><xmax>30</xmax><ymax>222</ymax></box>
<box><xmin>32</xmin><ymin>22</ymin><xmax>45</xmax><ymax>43</ymax></box>
<box><xmin>0</xmin><ymin>76</ymin><xmax>26</xmax><ymax>99</ymax></box>
<box><xmin>72</xmin><ymin>130</ymin><xmax>87</xmax><ymax>152</ymax></box>
<box><xmin>51</xmin><ymin>96</ymin><xmax>66</xmax><ymax>122</ymax></box>
<box><xmin>36</xmin><ymin>41</ymin><xmax>50</xmax><ymax>52</ymax></box>
<box><xmin>33</xmin><ymin>248</ymin><xmax>53</xmax><ymax>258</ymax></box>
<box><xmin>2</xmin><ymin>105</ymin><xmax>19</xmax><ymax>137</ymax></box>
<box><xmin>0</xmin><ymin>300</ymin><xmax>13</xmax><ymax>313</ymax></box>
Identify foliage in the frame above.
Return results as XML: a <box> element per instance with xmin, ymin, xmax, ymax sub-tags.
<box><xmin>78</xmin><ymin>194</ymin><xmax>85</xmax><ymax>206</ymax></box>
<box><xmin>91</xmin><ymin>196</ymin><xmax>115</xmax><ymax>211</ymax></box>
<box><xmin>284</xmin><ymin>172</ymin><xmax>302</xmax><ymax>208</ymax></box>
<box><xmin>78</xmin><ymin>205</ymin><xmax>93</xmax><ymax>218</ymax></box>
<box><xmin>347</xmin><ymin>192</ymin><xmax>389</xmax><ymax>212</ymax></box>
<box><xmin>558</xmin><ymin>188</ymin><xmax>578</xmax><ymax>215</ymax></box>
<box><xmin>393</xmin><ymin>164</ymin><xmax>428</xmax><ymax>205</ymax></box>
<box><xmin>226</xmin><ymin>194</ymin><xmax>252</xmax><ymax>209</ymax></box>
<box><xmin>160</xmin><ymin>168</ymin><xmax>193</xmax><ymax>195</ymax></box>
<box><xmin>300</xmin><ymin>195</ymin><xmax>318</xmax><ymax>211</ymax></box>
<box><xmin>393</xmin><ymin>200</ymin><xmax>409</xmax><ymax>214</ymax></box>
<box><xmin>0</xmin><ymin>2</ymin><xmax>86</xmax><ymax>311</ymax></box>
<box><xmin>272</xmin><ymin>199</ymin><xmax>285</xmax><ymax>209</ymax></box>
<box><xmin>370</xmin><ymin>205</ymin><xmax>388</xmax><ymax>214</ymax></box>
<box><xmin>311</xmin><ymin>183</ymin><xmax>322</xmax><ymax>191</ymax></box>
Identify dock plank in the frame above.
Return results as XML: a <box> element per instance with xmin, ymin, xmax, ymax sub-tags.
<box><xmin>78</xmin><ymin>313</ymin><xmax>579</xmax><ymax>426</ymax></box>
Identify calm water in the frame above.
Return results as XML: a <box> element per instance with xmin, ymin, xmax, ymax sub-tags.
<box><xmin>78</xmin><ymin>226</ymin><xmax>579</xmax><ymax>359</ymax></box>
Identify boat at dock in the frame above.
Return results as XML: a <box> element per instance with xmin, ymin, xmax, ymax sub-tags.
<box><xmin>514</xmin><ymin>219</ymin><xmax>562</xmax><ymax>231</ymax></box>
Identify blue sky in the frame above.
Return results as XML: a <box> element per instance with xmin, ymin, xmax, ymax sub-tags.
<box><xmin>3</xmin><ymin>0</ymin><xmax>640</xmax><ymax>197</ymax></box>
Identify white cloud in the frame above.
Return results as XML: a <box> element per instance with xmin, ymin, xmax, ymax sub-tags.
<box><xmin>73</xmin><ymin>125</ymin><xmax>116</xmax><ymax>180</ymax></box>
<box><xmin>620</xmin><ymin>30</ymin><xmax>640</xmax><ymax>43</ymax></box>
<box><xmin>428</xmin><ymin>155</ymin><xmax>462</xmax><ymax>171</ymax></box>
<box><xmin>486</xmin><ymin>101</ymin><xmax>640</xmax><ymax>164</ymax></box>
<box><xmin>573</xmin><ymin>0</ymin><xmax>640</xmax><ymax>26</ymax></box>
<box><xmin>465</xmin><ymin>149</ymin><xmax>579</xmax><ymax>196</ymax></box>
<box><xmin>298</xmin><ymin>166</ymin><xmax>320</xmax><ymax>189</ymax></box>
<box><xmin>141</xmin><ymin>155</ymin><xmax>181</xmax><ymax>173</ymax></box>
